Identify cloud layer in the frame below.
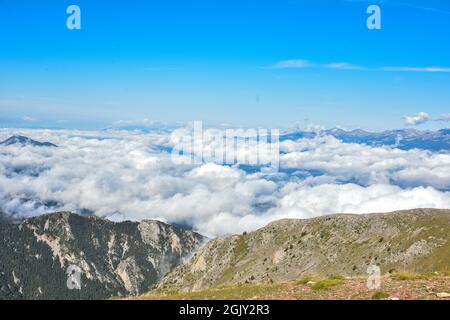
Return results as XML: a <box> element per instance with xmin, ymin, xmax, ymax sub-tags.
<box><xmin>1</xmin><ymin>128</ymin><xmax>450</xmax><ymax>237</ymax></box>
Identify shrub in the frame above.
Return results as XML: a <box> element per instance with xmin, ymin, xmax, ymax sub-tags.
<box><xmin>372</xmin><ymin>290</ymin><xmax>390</xmax><ymax>300</ymax></box>
<box><xmin>293</xmin><ymin>275</ymin><xmax>316</xmax><ymax>285</ymax></box>
<box><xmin>391</xmin><ymin>272</ymin><xmax>434</xmax><ymax>281</ymax></box>
<box><xmin>311</xmin><ymin>276</ymin><xmax>345</xmax><ymax>290</ymax></box>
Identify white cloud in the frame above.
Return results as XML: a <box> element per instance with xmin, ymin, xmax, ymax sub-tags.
<box><xmin>404</xmin><ymin>112</ymin><xmax>431</xmax><ymax>125</ymax></box>
<box><xmin>273</xmin><ymin>183</ymin><xmax>450</xmax><ymax>219</ymax></box>
<box><xmin>268</xmin><ymin>59</ymin><xmax>450</xmax><ymax>73</ymax></box>
<box><xmin>404</xmin><ymin>112</ymin><xmax>450</xmax><ymax>126</ymax></box>
<box><xmin>270</xmin><ymin>59</ymin><xmax>312</xmax><ymax>69</ymax></box>
<box><xmin>280</xmin><ymin>135</ymin><xmax>450</xmax><ymax>189</ymax></box>
<box><xmin>324</xmin><ymin>62</ymin><xmax>365</xmax><ymax>70</ymax></box>
<box><xmin>1</xmin><ymin>128</ymin><xmax>450</xmax><ymax>237</ymax></box>
<box><xmin>381</xmin><ymin>67</ymin><xmax>450</xmax><ymax>73</ymax></box>
<box><xmin>23</xmin><ymin>116</ymin><xmax>38</xmax><ymax>122</ymax></box>
<box><xmin>345</xmin><ymin>0</ymin><xmax>450</xmax><ymax>16</ymax></box>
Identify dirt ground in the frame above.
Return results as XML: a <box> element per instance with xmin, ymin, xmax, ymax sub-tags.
<box><xmin>133</xmin><ymin>275</ymin><xmax>450</xmax><ymax>300</ymax></box>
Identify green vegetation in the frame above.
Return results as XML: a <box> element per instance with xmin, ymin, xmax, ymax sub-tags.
<box><xmin>311</xmin><ymin>276</ymin><xmax>346</xmax><ymax>290</ymax></box>
<box><xmin>234</xmin><ymin>235</ymin><xmax>248</xmax><ymax>257</ymax></box>
<box><xmin>371</xmin><ymin>290</ymin><xmax>390</xmax><ymax>300</ymax></box>
<box><xmin>140</xmin><ymin>283</ymin><xmax>284</xmax><ymax>300</ymax></box>
<box><xmin>293</xmin><ymin>275</ymin><xmax>347</xmax><ymax>291</ymax></box>
<box><xmin>135</xmin><ymin>275</ymin><xmax>450</xmax><ymax>300</ymax></box>
<box><xmin>390</xmin><ymin>272</ymin><xmax>436</xmax><ymax>281</ymax></box>
<box><xmin>293</xmin><ymin>275</ymin><xmax>317</xmax><ymax>285</ymax></box>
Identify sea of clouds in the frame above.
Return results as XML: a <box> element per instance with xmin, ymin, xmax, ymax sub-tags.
<box><xmin>1</xmin><ymin>127</ymin><xmax>450</xmax><ymax>237</ymax></box>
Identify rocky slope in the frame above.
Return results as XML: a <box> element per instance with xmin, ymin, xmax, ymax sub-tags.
<box><xmin>0</xmin><ymin>212</ymin><xmax>204</xmax><ymax>299</ymax></box>
<box><xmin>157</xmin><ymin>209</ymin><xmax>450</xmax><ymax>292</ymax></box>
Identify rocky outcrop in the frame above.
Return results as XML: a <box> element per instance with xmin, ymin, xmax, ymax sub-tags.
<box><xmin>0</xmin><ymin>212</ymin><xmax>204</xmax><ymax>299</ymax></box>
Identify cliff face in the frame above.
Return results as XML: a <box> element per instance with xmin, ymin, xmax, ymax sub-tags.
<box><xmin>157</xmin><ymin>209</ymin><xmax>450</xmax><ymax>292</ymax></box>
<box><xmin>0</xmin><ymin>212</ymin><xmax>204</xmax><ymax>299</ymax></box>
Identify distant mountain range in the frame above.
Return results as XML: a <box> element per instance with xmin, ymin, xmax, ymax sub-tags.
<box><xmin>2</xmin><ymin>128</ymin><xmax>449</xmax><ymax>152</ymax></box>
<box><xmin>0</xmin><ymin>135</ymin><xmax>57</xmax><ymax>147</ymax></box>
<box><xmin>0</xmin><ymin>212</ymin><xmax>204</xmax><ymax>299</ymax></box>
<box><xmin>281</xmin><ymin>128</ymin><xmax>450</xmax><ymax>151</ymax></box>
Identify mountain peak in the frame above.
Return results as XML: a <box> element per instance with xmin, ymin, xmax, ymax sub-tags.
<box><xmin>0</xmin><ymin>135</ymin><xmax>57</xmax><ymax>147</ymax></box>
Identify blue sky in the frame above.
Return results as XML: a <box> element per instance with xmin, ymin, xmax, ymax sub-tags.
<box><xmin>1</xmin><ymin>0</ymin><xmax>449</xmax><ymax>130</ymax></box>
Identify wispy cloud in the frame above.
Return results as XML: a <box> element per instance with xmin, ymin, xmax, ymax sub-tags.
<box><xmin>381</xmin><ymin>67</ymin><xmax>450</xmax><ymax>73</ymax></box>
<box><xmin>269</xmin><ymin>59</ymin><xmax>450</xmax><ymax>73</ymax></box>
<box><xmin>325</xmin><ymin>62</ymin><xmax>366</xmax><ymax>70</ymax></box>
<box><xmin>389</xmin><ymin>1</ymin><xmax>450</xmax><ymax>15</ymax></box>
<box><xmin>437</xmin><ymin>114</ymin><xmax>450</xmax><ymax>122</ymax></box>
<box><xmin>23</xmin><ymin>116</ymin><xmax>38</xmax><ymax>122</ymax></box>
<box><xmin>344</xmin><ymin>0</ymin><xmax>450</xmax><ymax>15</ymax></box>
<box><xmin>404</xmin><ymin>112</ymin><xmax>450</xmax><ymax>126</ymax></box>
<box><xmin>270</xmin><ymin>59</ymin><xmax>313</xmax><ymax>69</ymax></box>
<box><xmin>269</xmin><ymin>59</ymin><xmax>362</xmax><ymax>71</ymax></box>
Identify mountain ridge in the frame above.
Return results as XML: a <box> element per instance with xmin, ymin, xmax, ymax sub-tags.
<box><xmin>1</xmin><ymin>209</ymin><xmax>449</xmax><ymax>299</ymax></box>
<box><xmin>281</xmin><ymin>128</ymin><xmax>450</xmax><ymax>151</ymax></box>
<box><xmin>0</xmin><ymin>212</ymin><xmax>204</xmax><ymax>299</ymax></box>
<box><xmin>156</xmin><ymin>208</ymin><xmax>450</xmax><ymax>292</ymax></box>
